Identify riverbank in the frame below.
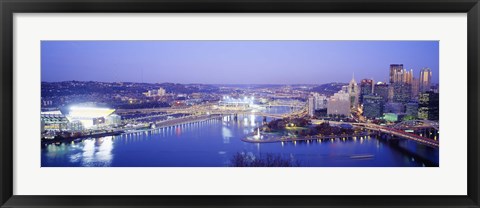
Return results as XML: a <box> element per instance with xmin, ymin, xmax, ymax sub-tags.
<box><xmin>41</xmin><ymin>130</ymin><xmax>124</xmax><ymax>145</ymax></box>
<box><xmin>241</xmin><ymin>131</ymin><xmax>377</xmax><ymax>143</ymax></box>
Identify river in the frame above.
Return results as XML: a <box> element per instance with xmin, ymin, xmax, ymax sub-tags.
<box><xmin>41</xmin><ymin>106</ymin><xmax>437</xmax><ymax>167</ymax></box>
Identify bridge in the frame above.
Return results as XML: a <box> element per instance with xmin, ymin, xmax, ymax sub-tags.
<box><xmin>313</xmin><ymin>120</ymin><xmax>439</xmax><ymax>148</ymax></box>
<box><xmin>392</xmin><ymin>120</ymin><xmax>439</xmax><ymax>131</ymax></box>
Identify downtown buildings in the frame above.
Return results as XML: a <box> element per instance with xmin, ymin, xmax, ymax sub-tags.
<box><xmin>319</xmin><ymin>64</ymin><xmax>438</xmax><ymax>121</ymax></box>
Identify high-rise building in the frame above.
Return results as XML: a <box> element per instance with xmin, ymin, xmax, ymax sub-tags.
<box><xmin>374</xmin><ymin>82</ymin><xmax>389</xmax><ymax>103</ymax></box>
<box><xmin>362</xmin><ymin>95</ymin><xmax>384</xmax><ymax>119</ymax></box>
<box><xmin>348</xmin><ymin>75</ymin><xmax>359</xmax><ymax>108</ymax></box>
<box><xmin>389</xmin><ymin>64</ymin><xmax>404</xmax><ymax>83</ymax></box>
<box><xmin>359</xmin><ymin>79</ymin><xmax>374</xmax><ymax>104</ymax></box>
<box><xmin>308</xmin><ymin>96</ymin><xmax>315</xmax><ymax>117</ymax></box>
<box><xmin>327</xmin><ymin>90</ymin><xmax>351</xmax><ymax>116</ymax></box>
<box><xmin>405</xmin><ymin>69</ymin><xmax>414</xmax><ymax>84</ymax></box>
<box><xmin>419</xmin><ymin>67</ymin><xmax>432</xmax><ymax>92</ymax></box>
<box><xmin>392</xmin><ymin>82</ymin><xmax>412</xmax><ymax>103</ymax></box>
<box><xmin>418</xmin><ymin>91</ymin><xmax>439</xmax><ymax>121</ymax></box>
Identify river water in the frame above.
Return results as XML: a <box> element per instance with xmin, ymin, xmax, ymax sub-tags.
<box><xmin>41</xmin><ymin>106</ymin><xmax>437</xmax><ymax>167</ymax></box>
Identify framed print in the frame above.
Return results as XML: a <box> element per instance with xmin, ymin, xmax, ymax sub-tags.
<box><xmin>1</xmin><ymin>0</ymin><xmax>479</xmax><ymax>207</ymax></box>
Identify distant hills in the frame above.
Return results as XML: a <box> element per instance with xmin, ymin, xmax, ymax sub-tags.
<box><xmin>310</xmin><ymin>83</ymin><xmax>347</xmax><ymax>96</ymax></box>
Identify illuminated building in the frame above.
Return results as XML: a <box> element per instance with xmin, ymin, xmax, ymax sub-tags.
<box><xmin>218</xmin><ymin>96</ymin><xmax>254</xmax><ymax>109</ymax></box>
<box><xmin>41</xmin><ymin>111</ymin><xmax>68</xmax><ymax>131</ymax></box>
<box><xmin>362</xmin><ymin>95</ymin><xmax>384</xmax><ymax>119</ymax></box>
<box><xmin>389</xmin><ymin>64</ymin><xmax>404</xmax><ymax>84</ymax></box>
<box><xmin>348</xmin><ymin>75</ymin><xmax>359</xmax><ymax>108</ymax></box>
<box><xmin>419</xmin><ymin>67</ymin><xmax>432</xmax><ymax>92</ymax></box>
<box><xmin>418</xmin><ymin>91</ymin><xmax>439</xmax><ymax>120</ymax></box>
<box><xmin>359</xmin><ymin>79</ymin><xmax>374</xmax><ymax>104</ymax></box>
<box><xmin>327</xmin><ymin>90</ymin><xmax>351</xmax><ymax>116</ymax></box>
<box><xmin>308</xmin><ymin>96</ymin><xmax>315</xmax><ymax>117</ymax></box>
<box><xmin>66</xmin><ymin>105</ymin><xmax>116</xmax><ymax>129</ymax></box>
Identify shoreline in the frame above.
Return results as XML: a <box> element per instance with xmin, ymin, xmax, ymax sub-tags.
<box><xmin>241</xmin><ymin>131</ymin><xmax>377</xmax><ymax>143</ymax></box>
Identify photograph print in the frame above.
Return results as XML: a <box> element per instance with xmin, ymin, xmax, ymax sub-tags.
<box><xmin>41</xmin><ymin>40</ymin><xmax>439</xmax><ymax>167</ymax></box>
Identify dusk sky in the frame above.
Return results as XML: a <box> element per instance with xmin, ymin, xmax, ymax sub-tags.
<box><xmin>41</xmin><ymin>41</ymin><xmax>439</xmax><ymax>85</ymax></box>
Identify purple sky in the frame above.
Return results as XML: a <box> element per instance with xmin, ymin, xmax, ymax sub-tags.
<box><xmin>41</xmin><ymin>41</ymin><xmax>439</xmax><ymax>85</ymax></box>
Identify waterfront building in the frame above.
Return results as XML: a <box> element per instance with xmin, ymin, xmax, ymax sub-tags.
<box><xmin>406</xmin><ymin>102</ymin><xmax>419</xmax><ymax>118</ymax></box>
<box><xmin>419</xmin><ymin>67</ymin><xmax>432</xmax><ymax>92</ymax></box>
<box><xmin>374</xmin><ymin>82</ymin><xmax>389</xmax><ymax>102</ymax></box>
<box><xmin>385</xmin><ymin>102</ymin><xmax>405</xmax><ymax>114</ymax></box>
<box><xmin>65</xmin><ymin>105</ymin><xmax>116</xmax><ymax>129</ymax></box>
<box><xmin>327</xmin><ymin>90</ymin><xmax>351</xmax><ymax>116</ymax></box>
<box><xmin>418</xmin><ymin>91</ymin><xmax>439</xmax><ymax>120</ymax></box>
<box><xmin>218</xmin><ymin>96</ymin><xmax>254</xmax><ymax>109</ymax></box>
<box><xmin>389</xmin><ymin>64</ymin><xmax>404</xmax><ymax>84</ymax></box>
<box><xmin>41</xmin><ymin>111</ymin><xmax>68</xmax><ymax>131</ymax></box>
<box><xmin>348</xmin><ymin>75</ymin><xmax>360</xmax><ymax>108</ymax></box>
<box><xmin>359</xmin><ymin>79</ymin><xmax>374</xmax><ymax>104</ymax></box>
<box><xmin>362</xmin><ymin>95</ymin><xmax>384</xmax><ymax>119</ymax></box>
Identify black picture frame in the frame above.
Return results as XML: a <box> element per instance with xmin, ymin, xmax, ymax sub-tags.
<box><xmin>1</xmin><ymin>0</ymin><xmax>479</xmax><ymax>207</ymax></box>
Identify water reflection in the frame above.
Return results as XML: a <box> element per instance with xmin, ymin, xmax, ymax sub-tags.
<box><xmin>42</xmin><ymin>106</ymin><xmax>436</xmax><ymax>167</ymax></box>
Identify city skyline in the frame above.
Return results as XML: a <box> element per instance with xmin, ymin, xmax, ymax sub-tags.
<box><xmin>41</xmin><ymin>41</ymin><xmax>439</xmax><ymax>84</ymax></box>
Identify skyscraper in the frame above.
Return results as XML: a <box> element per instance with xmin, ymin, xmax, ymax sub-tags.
<box><xmin>389</xmin><ymin>64</ymin><xmax>404</xmax><ymax>84</ymax></box>
<box><xmin>359</xmin><ymin>79</ymin><xmax>374</xmax><ymax>104</ymax></box>
<box><xmin>419</xmin><ymin>67</ymin><xmax>432</xmax><ymax>92</ymax></box>
<box><xmin>348</xmin><ymin>75</ymin><xmax>359</xmax><ymax>108</ymax></box>
<box><xmin>308</xmin><ymin>96</ymin><xmax>315</xmax><ymax>117</ymax></box>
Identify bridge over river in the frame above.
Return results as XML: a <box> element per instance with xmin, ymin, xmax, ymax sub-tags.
<box><xmin>314</xmin><ymin>120</ymin><xmax>439</xmax><ymax>148</ymax></box>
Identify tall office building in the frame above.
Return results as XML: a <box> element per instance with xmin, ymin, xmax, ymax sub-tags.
<box><xmin>374</xmin><ymin>82</ymin><xmax>389</xmax><ymax>102</ymax></box>
<box><xmin>362</xmin><ymin>95</ymin><xmax>384</xmax><ymax>119</ymax></box>
<box><xmin>418</xmin><ymin>91</ymin><xmax>439</xmax><ymax>121</ymax></box>
<box><xmin>327</xmin><ymin>90</ymin><xmax>351</xmax><ymax>116</ymax></box>
<box><xmin>359</xmin><ymin>79</ymin><xmax>374</xmax><ymax>104</ymax></box>
<box><xmin>308</xmin><ymin>96</ymin><xmax>315</xmax><ymax>117</ymax></box>
<box><xmin>419</xmin><ymin>67</ymin><xmax>432</xmax><ymax>92</ymax></box>
<box><xmin>348</xmin><ymin>75</ymin><xmax>359</xmax><ymax>108</ymax></box>
<box><xmin>389</xmin><ymin>64</ymin><xmax>404</xmax><ymax>83</ymax></box>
